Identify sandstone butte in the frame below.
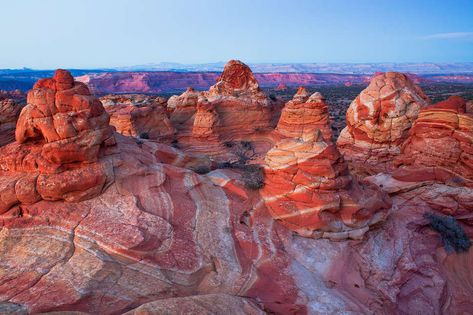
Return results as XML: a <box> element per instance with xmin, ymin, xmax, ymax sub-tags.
<box><xmin>337</xmin><ymin>72</ymin><xmax>430</xmax><ymax>176</ymax></box>
<box><xmin>264</xmin><ymin>90</ymin><xmax>391</xmax><ymax>239</ymax></box>
<box><xmin>166</xmin><ymin>60</ymin><xmax>274</xmax><ymax>160</ymax></box>
<box><xmin>0</xmin><ymin>67</ymin><xmax>472</xmax><ymax>314</ymax></box>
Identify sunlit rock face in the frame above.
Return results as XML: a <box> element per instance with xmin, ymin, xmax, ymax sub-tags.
<box><xmin>276</xmin><ymin>88</ymin><xmax>333</xmax><ymax>142</ymax></box>
<box><xmin>392</xmin><ymin>96</ymin><xmax>473</xmax><ymax>185</ymax></box>
<box><xmin>337</xmin><ymin>72</ymin><xmax>430</xmax><ymax>175</ymax></box>
<box><xmin>263</xmin><ymin>91</ymin><xmax>391</xmax><ymax>239</ymax></box>
<box><xmin>0</xmin><ymin>69</ymin><xmax>116</xmax><ymax>212</ymax></box>
<box><xmin>203</xmin><ymin>59</ymin><xmax>272</xmax><ymax>138</ymax></box>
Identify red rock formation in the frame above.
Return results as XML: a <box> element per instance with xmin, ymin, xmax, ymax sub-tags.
<box><xmin>263</xmin><ymin>105</ymin><xmax>391</xmax><ymax>238</ymax></box>
<box><xmin>392</xmin><ymin>96</ymin><xmax>473</xmax><ymax>185</ymax></box>
<box><xmin>192</xmin><ymin>98</ymin><xmax>219</xmax><ymax>138</ymax></box>
<box><xmin>337</xmin><ymin>72</ymin><xmax>430</xmax><ymax>175</ymax></box>
<box><xmin>0</xmin><ymin>98</ymin><xmax>22</xmax><ymax>146</ymax></box>
<box><xmin>203</xmin><ymin>60</ymin><xmax>272</xmax><ymax>138</ymax></box>
<box><xmin>276</xmin><ymin>89</ymin><xmax>333</xmax><ymax>142</ymax></box>
<box><xmin>102</xmin><ymin>94</ymin><xmax>175</xmax><ymax>139</ymax></box>
<box><xmin>168</xmin><ymin>87</ymin><xmax>200</xmax><ymax>134</ymax></box>
<box><xmin>0</xmin><ymin>69</ymin><xmax>115</xmax><ymax>213</ymax></box>
<box><xmin>1</xmin><ymin>68</ymin><xmax>473</xmax><ymax>315</ymax></box>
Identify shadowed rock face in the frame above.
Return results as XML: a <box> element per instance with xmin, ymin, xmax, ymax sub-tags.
<box><xmin>0</xmin><ymin>98</ymin><xmax>22</xmax><ymax>146</ymax></box>
<box><xmin>337</xmin><ymin>72</ymin><xmax>430</xmax><ymax>176</ymax></box>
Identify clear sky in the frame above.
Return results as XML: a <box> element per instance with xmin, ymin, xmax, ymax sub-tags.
<box><xmin>1</xmin><ymin>0</ymin><xmax>473</xmax><ymax>69</ymax></box>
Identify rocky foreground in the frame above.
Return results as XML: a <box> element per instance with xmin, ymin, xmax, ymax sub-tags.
<box><xmin>0</xmin><ymin>61</ymin><xmax>472</xmax><ymax>314</ymax></box>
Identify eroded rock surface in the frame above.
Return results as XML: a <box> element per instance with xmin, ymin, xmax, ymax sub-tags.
<box><xmin>102</xmin><ymin>94</ymin><xmax>175</xmax><ymax>139</ymax></box>
<box><xmin>264</xmin><ymin>99</ymin><xmax>390</xmax><ymax>238</ymax></box>
<box><xmin>394</xmin><ymin>96</ymin><xmax>473</xmax><ymax>184</ymax></box>
<box><xmin>0</xmin><ymin>98</ymin><xmax>22</xmax><ymax>146</ymax></box>
<box><xmin>0</xmin><ymin>68</ymin><xmax>472</xmax><ymax>315</ymax></box>
<box><xmin>337</xmin><ymin>72</ymin><xmax>430</xmax><ymax>175</ymax></box>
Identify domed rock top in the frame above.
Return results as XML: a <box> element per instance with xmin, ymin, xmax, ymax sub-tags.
<box><xmin>15</xmin><ymin>69</ymin><xmax>114</xmax><ymax>165</ymax></box>
<box><xmin>337</xmin><ymin>71</ymin><xmax>430</xmax><ymax>175</ymax></box>
<box><xmin>207</xmin><ymin>60</ymin><xmax>267</xmax><ymax>100</ymax></box>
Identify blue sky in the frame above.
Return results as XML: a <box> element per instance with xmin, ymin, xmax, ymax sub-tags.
<box><xmin>1</xmin><ymin>0</ymin><xmax>473</xmax><ymax>68</ymax></box>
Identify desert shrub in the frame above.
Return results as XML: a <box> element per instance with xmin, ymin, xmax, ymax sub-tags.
<box><xmin>216</xmin><ymin>161</ymin><xmax>233</xmax><ymax>169</ymax></box>
<box><xmin>425</xmin><ymin>212</ymin><xmax>471</xmax><ymax>253</ymax></box>
<box><xmin>240</xmin><ymin>140</ymin><xmax>253</xmax><ymax>150</ymax></box>
<box><xmin>269</xmin><ymin>94</ymin><xmax>277</xmax><ymax>101</ymax></box>
<box><xmin>241</xmin><ymin>164</ymin><xmax>265</xmax><ymax>190</ymax></box>
<box><xmin>191</xmin><ymin>165</ymin><xmax>211</xmax><ymax>174</ymax></box>
<box><xmin>139</xmin><ymin>132</ymin><xmax>150</xmax><ymax>139</ymax></box>
<box><xmin>171</xmin><ymin>139</ymin><xmax>180</xmax><ymax>149</ymax></box>
<box><xmin>224</xmin><ymin>141</ymin><xmax>234</xmax><ymax>148</ymax></box>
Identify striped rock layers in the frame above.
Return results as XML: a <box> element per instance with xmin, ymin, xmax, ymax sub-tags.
<box><xmin>263</xmin><ymin>92</ymin><xmax>390</xmax><ymax>238</ymax></box>
<box><xmin>337</xmin><ymin>72</ymin><xmax>430</xmax><ymax>175</ymax></box>
<box><xmin>393</xmin><ymin>96</ymin><xmax>473</xmax><ymax>185</ymax></box>
<box><xmin>276</xmin><ymin>88</ymin><xmax>333</xmax><ymax>142</ymax></box>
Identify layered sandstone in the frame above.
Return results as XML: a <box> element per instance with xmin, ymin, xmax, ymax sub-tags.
<box><xmin>0</xmin><ymin>69</ymin><xmax>473</xmax><ymax>315</ymax></box>
<box><xmin>337</xmin><ymin>72</ymin><xmax>430</xmax><ymax>175</ymax></box>
<box><xmin>102</xmin><ymin>95</ymin><xmax>174</xmax><ymax>139</ymax></box>
<box><xmin>276</xmin><ymin>89</ymin><xmax>333</xmax><ymax>142</ymax></box>
<box><xmin>263</xmin><ymin>104</ymin><xmax>390</xmax><ymax>238</ymax></box>
<box><xmin>392</xmin><ymin>96</ymin><xmax>473</xmax><ymax>184</ymax></box>
<box><xmin>0</xmin><ymin>69</ymin><xmax>115</xmax><ymax>213</ymax></box>
<box><xmin>168</xmin><ymin>87</ymin><xmax>200</xmax><ymax>134</ymax></box>
<box><xmin>203</xmin><ymin>60</ymin><xmax>272</xmax><ymax>137</ymax></box>
<box><xmin>0</xmin><ymin>98</ymin><xmax>22</xmax><ymax>146</ymax></box>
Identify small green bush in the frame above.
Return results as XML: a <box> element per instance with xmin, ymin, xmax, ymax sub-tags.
<box><xmin>140</xmin><ymin>132</ymin><xmax>150</xmax><ymax>139</ymax></box>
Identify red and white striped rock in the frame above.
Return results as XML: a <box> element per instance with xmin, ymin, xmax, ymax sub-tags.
<box><xmin>276</xmin><ymin>90</ymin><xmax>333</xmax><ymax>142</ymax></box>
<box><xmin>393</xmin><ymin>96</ymin><xmax>473</xmax><ymax>185</ymax></box>
<box><xmin>262</xmin><ymin>129</ymin><xmax>390</xmax><ymax>238</ymax></box>
<box><xmin>168</xmin><ymin>87</ymin><xmax>200</xmax><ymax>136</ymax></box>
<box><xmin>203</xmin><ymin>60</ymin><xmax>272</xmax><ymax>138</ymax></box>
<box><xmin>337</xmin><ymin>72</ymin><xmax>430</xmax><ymax>175</ymax></box>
